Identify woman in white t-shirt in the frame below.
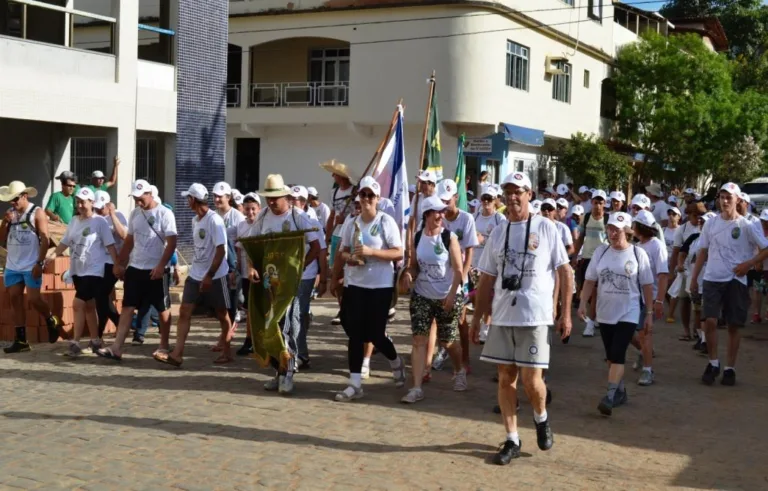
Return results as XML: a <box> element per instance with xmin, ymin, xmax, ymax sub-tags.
<box><xmin>47</xmin><ymin>188</ymin><xmax>119</xmax><ymax>357</ymax></box>
<box><xmin>579</xmin><ymin>212</ymin><xmax>654</xmax><ymax>417</ymax></box>
<box><xmin>334</xmin><ymin>177</ymin><xmax>405</xmax><ymax>402</ymax></box>
<box><xmin>630</xmin><ymin>211</ymin><xmax>669</xmax><ymax>387</ymax></box>
<box><xmin>400</xmin><ymin>195</ymin><xmax>466</xmax><ymax>403</ymax></box>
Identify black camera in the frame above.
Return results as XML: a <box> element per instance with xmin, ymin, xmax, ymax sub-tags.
<box><xmin>502</xmin><ymin>274</ymin><xmax>522</xmax><ymax>291</ymax></box>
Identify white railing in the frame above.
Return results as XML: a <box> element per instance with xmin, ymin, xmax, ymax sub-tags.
<box><xmin>227</xmin><ymin>84</ymin><xmax>241</xmax><ymax>107</ymax></box>
<box><xmin>250</xmin><ymin>81</ymin><xmax>349</xmax><ymax>108</ymax></box>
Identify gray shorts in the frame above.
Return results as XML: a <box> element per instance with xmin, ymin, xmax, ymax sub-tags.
<box><xmin>480</xmin><ymin>325</ymin><xmax>550</xmax><ymax>369</ymax></box>
<box><xmin>702</xmin><ymin>279</ymin><xmax>748</xmax><ymax>327</ymax></box>
<box><xmin>182</xmin><ymin>276</ymin><xmax>231</xmax><ymax>311</ymax></box>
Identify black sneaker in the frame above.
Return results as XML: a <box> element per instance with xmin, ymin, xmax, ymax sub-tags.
<box><xmin>236</xmin><ymin>342</ymin><xmax>253</xmax><ymax>356</ymax></box>
<box><xmin>131</xmin><ymin>335</ymin><xmax>145</xmax><ymax>346</ymax></box>
<box><xmin>613</xmin><ymin>389</ymin><xmax>628</xmax><ymax>407</ymax></box>
<box><xmin>692</xmin><ymin>338</ymin><xmax>702</xmax><ymax>351</ymax></box>
<box><xmin>45</xmin><ymin>315</ymin><xmax>62</xmax><ymax>344</ymax></box>
<box><xmin>493</xmin><ymin>439</ymin><xmax>521</xmax><ymax>465</ymax></box>
<box><xmin>598</xmin><ymin>395</ymin><xmax>613</xmax><ymax>416</ymax></box>
<box><xmin>701</xmin><ymin>363</ymin><xmax>720</xmax><ymax>385</ymax></box>
<box><xmin>534</xmin><ymin>418</ymin><xmax>553</xmax><ymax>451</ymax></box>
<box><xmin>297</xmin><ymin>358</ymin><xmax>311</xmax><ymax>371</ymax></box>
<box><xmin>699</xmin><ymin>342</ymin><xmax>708</xmax><ymax>355</ymax></box>
<box><xmin>3</xmin><ymin>340</ymin><xmax>31</xmax><ymax>354</ymax></box>
<box><xmin>546</xmin><ymin>387</ymin><xmax>552</xmax><ymax>406</ymax></box>
<box><xmin>721</xmin><ymin>368</ymin><xmax>736</xmax><ymax>386</ymax></box>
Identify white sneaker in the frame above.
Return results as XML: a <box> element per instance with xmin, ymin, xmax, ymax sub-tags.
<box><xmin>63</xmin><ymin>341</ymin><xmax>83</xmax><ymax>358</ymax></box>
<box><xmin>361</xmin><ymin>365</ymin><xmax>371</xmax><ymax>379</ymax></box>
<box><xmin>582</xmin><ymin>319</ymin><xmax>595</xmax><ymax>337</ymax></box>
<box><xmin>453</xmin><ymin>369</ymin><xmax>468</xmax><ymax>392</ymax></box>
<box><xmin>388</xmin><ymin>307</ymin><xmax>396</xmax><ymax>320</ymax></box>
<box><xmin>278</xmin><ymin>375</ymin><xmax>294</xmax><ymax>395</ymax></box>
<box><xmin>334</xmin><ymin>385</ymin><xmax>364</xmax><ymax>402</ymax></box>
<box><xmin>234</xmin><ymin>310</ymin><xmax>242</xmax><ymax>323</ymax></box>
<box><xmin>479</xmin><ymin>323</ymin><xmax>490</xmax><ymax>343</ymax></box>
<box><xmin>263</xmin><ymin>376</ymin><xmax>280</xmax><ymax>391</ymax></box>
<box><xmin>400</xmin><ymin>387</ymin><xmax>424</xmax><ymax>404</ymax></box>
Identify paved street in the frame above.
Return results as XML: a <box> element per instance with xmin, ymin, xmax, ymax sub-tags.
<box><xmin>1</xmin><ymin>298</ymin><xmax>767</xmax><ymax>490</ymax></box>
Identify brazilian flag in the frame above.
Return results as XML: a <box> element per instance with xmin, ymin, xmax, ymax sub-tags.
<box><xmin>239</xmin><ymin>230</ymin><xmax>307</xmax><ymax>371</ymax></box>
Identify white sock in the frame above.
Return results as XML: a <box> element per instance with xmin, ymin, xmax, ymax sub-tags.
<box><xmin>350</xmin><ymin>373</ymin><xmax>362</xmax><ymax>388</ymax></box>
<box><xmin>533</xmin><ymin>410</ymin><xmax>548</xmax><ymax>423</ymax></box>
<box><xmin>709</xmin><ymin>359</ymin><xmax>720</xmax><ymax>368</ymax></box>
<box><xmin>389</xmin><ymin>357</ymin><xmax>401</xmax><ymax>370</ymax></box>
<box><xmin>724</xmin><ymin>366</ymin><xmax>734</xmax><ymax>372</ymax></box>
<box><xmin>698</xmin><ymin>330</ymin><xmax>705</xmax><ymax>341</ymax></box>
<box><xmin>643</xmin><ymin>366</ymin><xmax>652</xmax><ymax>373</ymax></box>
<box><xmin>362</xmin><ymin>357</ymin><xmax>371</xmax><ymax>368</ymax></box>
<box><xmin>506</xmin><ymin>431</ymin><xmax>520</xmax><ymax>445</ymax></box>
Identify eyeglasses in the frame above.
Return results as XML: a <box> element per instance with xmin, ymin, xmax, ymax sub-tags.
<box><xmin>358</xmin><ymin>191</ymin><xmax>377</xmax><ymax>200</ymax></box>
<box><xmin>505</xmin><ymin>188</ymin><xmax>527</xmax><ymax>197</ymax></box>
<box><xmin>62</xmin><ymin>183</ymin><xmax>76</xmax><ymax>188</ymax></box>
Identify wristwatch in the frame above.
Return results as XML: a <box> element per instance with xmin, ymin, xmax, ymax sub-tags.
<box><xmin>37</xmin><ymin>260</ymin><xmax>45</xmax><ymax>267</ymax></box>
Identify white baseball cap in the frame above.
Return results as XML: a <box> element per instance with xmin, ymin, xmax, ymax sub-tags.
<box><xmin>531</xmin><ymin>199</ymin><xmax>542</xmax><ymax>211</ymax></box>
<box><xmin>307</xmin><ymin>186</ymin><xmax>319</xmax><ymax>198</ymax></box>
<box><xmin>422</xmin><ymin>195</ymin><xmax>447</xmax><ymax>214</ymax></box>
<box><xmin>667</xmin><ymin>195</ymin><xmax>678</xmax><ymax>204</ymax></box>
<box><xmin>702</xmin><ymin>211</ymin><xmax>716</xmax><ymax>222</ymax></box>
<box><xmin>243</xmin><ymin>192</ymin><xmax>261</xmax><ymax>205</ymax></box>
<box><xmin>181</xmin><ymin>183</ymin><xmax>208</xmax><ymax>201</ymax></box>
<box><xmin>417</xmin><ymin>170</ymin><xmax>437</xmax><ymax>183</ymax></box>
<box><xmin>467</xmin><ymin>190</ymin><xmax>475</xmax><ymax>197</ymax></box>
<box><xmin>578</xmin><ymin>185</ymin><xmax>590</xmax><ymax>194</ymax></box>
<box><xmin>291</xmin><ymin>185</ymin><xmax>309</xmax><ymax>200</ymax></box>
<box><xmin>684</xmin><ymin>188</ymin><xmax>696</xmax><ymax>195</ymax></box>
<box><xmin>607</xmin><ymin>211</ymin><xmax>632</xmax><ymax>228</ymax></box>
<box><xmin>437</xmin><ymin>179</ymin><xmax>458</xmax><ymax>200</ymax></box>
<box><xmin>212</xmin><ymin>181</ymin><xmax>232</xmax><ymax>196</ymax></box>
<box><xmin>150</xmin><ymin>185</ymin><xmax>159</xmax><ymax>198</ymax></box>
<box><xmin>75</xmin><ymin>187</ymin><xmax>95</xmax><ymax>201</ymax></box>
<box><xmin>633</xmin><ymin>209</ymin><xmax>656</xmax><ymax>227</ymax></box>
<box><xmin>130</xmin><ymin>179</ymin><xmax>151</xmax><ymax>197</ymax></box>
<box><xmin>408</xmin><ymin>184</ymin><xmax>417</xmax><ymax>193</ymax></box>
<box><xmin>556</xmin><ymin>198</ymin><xmax>569</xmax><ymax>209</ymax></box>
<box><xmin>668</xmin><ymin>206</ymin><xmax>681</xmax><ymax>217</ymax></box>
<box><xmin>592</xmin><ymin>189</ymin><xmax>607</xmax><ymax>201</ymax></box>
<box><xmin>541</xmin><ymin>198</ymin><xmax>557</xmax><ymax>209</ymax></box>
<box><xmin>468</xmin><ymin>198</ymin><xmax>479</xmax><ymax>208</ymax></box>
<box><xmin>760</xmin><ymin>209</ymin><xmax>768</xmax><ymax>221</ymax></box>
<box><xmin>556</xmin><ymin>184</ymin><xmax>569</xmax><ymax>196</ymax></box>
<box><xmin>502</xmin><ymin>171</ymin><xmax>532</xmax><ymax>190</ymax></box>
<box><xmin>720</xmin><ymin>182</ymin><xmax>741</xmax><ymax>195</ymax></box>
<box><xmin>480</xmin><ymin>184</ymin><xmax>498</xmax><ymax>198</ymax></box>
<box><xmin>739</xmin><ymin>192</ymin><xmax>751</xmax><ymax>203</ymax></box>
<box><xmin>571</xmin><ymin>204</ymin><xmax>585</xmax><ymax>216</ymax></box>
<box><xmin>93</xmin><ymin>190</ymin><xmax>110</xmax><ymax>209</ymax></box>
<box><xmin>631</xmin><ymin>194</ymin><xmax>651</xmax><ymax>209</ymax></box>
<box><xmin>232</xmin><ymin>189</ymin><xmax>244</xmax><ymax>205</ymax></box>
<box><xmin>610</xmin><ymin>191</ymin><xmax>626</xmax><ymax>202</ymax></box>
<box><xmin>358</xmin><ymin>176</ymin><xmax>381</xmax><ymax>197</ymax></box>
<box><xmin>92</xmin><ymin>170</ymin><xmax>105</xmax><ymax>179</ymax></box>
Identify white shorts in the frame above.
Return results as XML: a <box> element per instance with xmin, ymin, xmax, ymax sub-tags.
<box><xmin>480</xmin><ymin>325</ymin><xmax>550</xmax><ymax>369</ymax></box>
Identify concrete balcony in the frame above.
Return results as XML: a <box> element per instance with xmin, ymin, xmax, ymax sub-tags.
<box><xmin>249</xmin><ymin>81</ymin><xmax>349</xmax><ymax>108</ymax></box>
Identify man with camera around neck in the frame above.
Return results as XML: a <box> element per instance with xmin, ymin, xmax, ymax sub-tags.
<box><xmin>470</xmin><ymin>171</ymin><xmax>573</xmax><ymax>466</ymax></box>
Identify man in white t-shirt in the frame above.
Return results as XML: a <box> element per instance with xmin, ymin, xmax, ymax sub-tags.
<box><xmin>470</xmin><ymin>171</ymin><xmax>572</xmax><ymax>466</ymax></box>
<box><xmin>691</xmin><ymin>182</ymin><xmax>768</xmax><ymax>387</ymax></box>
<box><xmin>97</xmin><ymin>179</ymin><xmax>178</xmax><ymax>361</ymax></box>
<box><xmin>255</xmin><ymin>174</ymin><xmax>322</xmax><ymax>394</ymax></box>
<box><xmin>213</xmin><ymin>181</ymin><xmax>246</xmax><ymax>327</ymax></box>
<box><xmin>647</xmin><ymin>184</ymin><xmax>669</xmax><ymax>227</ymax></box>
<box><xmin>307</xmin><ymin>186</ymin><xmax>330</xmax><ymax>233</ymax></box>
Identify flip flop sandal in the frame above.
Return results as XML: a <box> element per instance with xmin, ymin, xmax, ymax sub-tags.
<box><xmin>153</xmin><ymin>351</ymin><xmax>183</xmax><ymax>367</ymax></box>
<box><xmin>95</xmin><ymin>348</ymin><xmax>122</xmax><ymax>362</ymax></box>
<box><xmin>210</xmin><ymin>344</ymin><xmax>224</xmax><ymax>352</ymax></box>
<box><xmin>153</xmin><ymin>348</ymin><xmax>169</xmax><ymax>356</ymax></box>
<box><xmin>213</xmin><ymin>355</ymin><xmax>234</xmax><ymax>364</ymax></box>
<box><xmin>678</xmin><ymin>335</ymin><xmax>693</xmax><ymax>341</ymax></box>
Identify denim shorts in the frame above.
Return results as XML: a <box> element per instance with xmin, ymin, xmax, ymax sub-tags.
<box><xmin>3</xmin><ymin>269</ymin><xmax>42</xmax><ymax>289</ymax></box>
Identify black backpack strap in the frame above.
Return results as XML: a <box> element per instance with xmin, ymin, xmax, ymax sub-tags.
<box><xmin>583</xmin><ymin>212</ymin><xmax>590</xmax><ymax>229</ymax></box>
<box><xmin>603</xmin><ymin>214</ymin><xmax>610</xmax><ymax>225</ymax></box>
<box><xmin>441</xmin><ymin>229</ymin><xmax>452</xmax><ymax>251</ymax></box>
<box><xmin>414</xmin><ymin>229</ymin><xmax>423</xmax><ymax>249</ymax></box>
<box><xmin>633</xmin><ymin>245</ymin><xmax>644</xmax><ymax>310</ymax></box>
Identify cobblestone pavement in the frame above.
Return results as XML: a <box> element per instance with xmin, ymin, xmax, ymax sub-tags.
<box><xmin>1</xmin><ymin>298</ymin><xmax>767</xmax><ymax>490</ymax></box>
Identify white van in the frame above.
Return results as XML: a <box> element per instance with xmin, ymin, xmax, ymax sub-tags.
<box><xmin>741</xmin><ymin>177</ymin><xmax>768</xmax><ymax>212</ymax></box>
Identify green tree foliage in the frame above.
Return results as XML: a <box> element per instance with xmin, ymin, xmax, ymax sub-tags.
<box><xmin>557</xmin><ymin>133</ymin><xmax>634</xmax><ymax>189</ymax></box>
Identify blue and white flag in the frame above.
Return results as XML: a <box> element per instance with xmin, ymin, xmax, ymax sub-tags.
<box><xmin>373</xmin><ymin>105</ymin><xmax>408</xmax><ymax>231</ymax></box>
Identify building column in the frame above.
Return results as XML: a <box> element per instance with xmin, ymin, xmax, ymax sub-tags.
<box><xmin>240</xmin><ymin>46</ymin><xmax>250</xmax><ymax>108</ymax></box>
<box><xmin>163</xmin><ymin>134</ymin><xmax>176</xmax><ymax>201</ymax></box>
<box><xmin>107</xmin><ymin>127</ymin><xmax>136</xmax><ymax>212</ymax></box>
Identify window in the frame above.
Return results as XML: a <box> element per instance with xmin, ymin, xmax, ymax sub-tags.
<box><xmin>584</xmin><ymin>69</ymin><xmax>590</xmax><ymax>88</ymax></box>
<box><xmin>70</xmin><ymin>138</ymin><xmax>107</xmax><ymax>180</ymax></box>
<box><xmin>552</xmin><ymin>62</ymin><xmax>572</xmax><ymax>103</ymax></box>
<box><xmin>588</xmin><ymin>0</ymin><xmax>603</xmax><ymax>22</ymax></box>
<box><xmin>561</xmin><ymin>0</ymin><xmax>575</xmax><ymax>5</ymax></box>
<box><xmin>505</xmin><ymin>41</ymin><xmax>529</xmax><ymax>91</ymax></box>
<box><xmin>309</xmin><ymin>48</ymin><xmax>350</xmax><ymax>106</ymax></box>
<box><xmin>135</xmin><ymin>138</ymin><xmax>157</xmax><ymax>183</ymax></box>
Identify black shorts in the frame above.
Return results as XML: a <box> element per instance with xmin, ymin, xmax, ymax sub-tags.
<box><xmin>102</xmin><ymin>263</ymin><xmax>119</xmax><ymax>292</ymax></box>
<box><xmin>182</xmin><ymin>276</ymin><xmax>230</xmax><ymax>311</ymax></box>
<box><xmin>703</xmin><ymin>279</ymin><xmax>749</xmax><ymax>327</ymax></box>
<box><xmin>747</xmin><ymin>270</ymin><xmax>761</xmax><ymax>288</ymax></box>
<box><xmin>123</xmin><ymin>267</ymin><xmax>170</xmax><ymax>313</ymax></box>
<box><xmin>73</xmin><ymin>275</ymin><xmax>103</xmax><ymax>302</ymax></box>
<box><xmin>576</xmin><ymin>258</ymin><xmax>592</xmax><ymax>286</ymax></box>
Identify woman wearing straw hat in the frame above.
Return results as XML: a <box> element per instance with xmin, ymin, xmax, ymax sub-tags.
<box><xmin>0</xmin><ymin>181</ymin><xmax>64</xmax><ymax>352</ymax></box>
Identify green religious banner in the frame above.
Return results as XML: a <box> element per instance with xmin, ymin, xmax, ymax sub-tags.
<box><xmin>239</xmin><ymin>230</ymin><xmax>307</xmax><ymax>371</ymax></box>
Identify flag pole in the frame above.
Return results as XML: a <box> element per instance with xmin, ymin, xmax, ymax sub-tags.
<box><xmin>406</xmin><ymin>70</ymin><xmax>436</xmax><ymax>263</ymax></box>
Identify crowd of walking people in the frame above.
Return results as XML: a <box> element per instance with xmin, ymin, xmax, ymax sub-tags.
<box><xmin>1</xmin><ymin>163</ymin><xmax>766</xmax><ymax>466</ymax></box>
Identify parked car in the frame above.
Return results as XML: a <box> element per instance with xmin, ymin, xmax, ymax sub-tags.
<box><xmin>741</xmin><ymin>177</ymin><xmax>768</xmax><ymax>212</ymax></box>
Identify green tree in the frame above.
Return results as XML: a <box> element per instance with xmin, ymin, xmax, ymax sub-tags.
<box><xmin>557</xmin><ymin>133</ymin><xmax>634</xmax><ymax>189</ymax></box>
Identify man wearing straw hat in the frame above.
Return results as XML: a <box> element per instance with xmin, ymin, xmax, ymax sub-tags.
<box><xmin>0</xmin><ymin>181</ymin><xmax>63</xmax><ymax>352</ymax></box>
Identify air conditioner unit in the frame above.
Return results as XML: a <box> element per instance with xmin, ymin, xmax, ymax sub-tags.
<box><xmin>545</xmin><ymin>55</ymin><xmax>569</xmax><ymax>75</ymax></box>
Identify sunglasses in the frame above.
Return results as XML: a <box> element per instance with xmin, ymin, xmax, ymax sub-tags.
<box><xmin>62</xmin><ymin>183</ymin><xmax>76</xmax><ymax>188</ymax></box>
<box><xmin>10</xmin><ymin>196</ymin><xmax>20</xmax><ymax>203</ymax></box>
<box><xmin>358</xmin><ymin>191</ymin><xmax>377</xmax><ymax>200</ymax></box>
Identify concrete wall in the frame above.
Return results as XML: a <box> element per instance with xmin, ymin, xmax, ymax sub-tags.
<box><xmin>251</xmin><ymin>37</ymin><xmax>348</xmax><ymax>83</ymax></box>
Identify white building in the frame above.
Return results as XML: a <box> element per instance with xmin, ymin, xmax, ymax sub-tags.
<box><xmin>224</xmin><ymin>0</ymin><xmax>668</xmax><ymax>200</ymax></box>
<box><xmin>0</xmin><ymin>0</ymin><xmax>177</xmax><ymax>212</ymax></box>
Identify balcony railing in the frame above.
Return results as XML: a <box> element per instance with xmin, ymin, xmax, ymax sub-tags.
<box><xmin>250</xmin><ymin>81</ymin><xmax>349</xmax><ymax>108</ymax></box>
<box><xmin>227</xmin><ymin>84</ymin><xmax>241</xmax><ymax>107</ymax></box>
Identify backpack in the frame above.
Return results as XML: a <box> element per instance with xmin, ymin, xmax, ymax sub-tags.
<box><xmin>595</xmin><ymin>243</ymin><xmax>645</xmax><ymax>310</ymax></box>
<box><xmin>582</xmin><ymin>211</ymin><xmax>610</xmax><ymax>229</ymax></box>
<box><xmin>415</xmin><ymin>228</ymin><xmax>451</xmax><ymax>252</ymax></box>
<box><xmin>7</xmin><ymin>204</ymin><xmax>50</xmax><ymax>248</ymax></box>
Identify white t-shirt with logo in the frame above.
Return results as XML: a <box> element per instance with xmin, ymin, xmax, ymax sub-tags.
<box><xmin>254</xmin><ymin>208</ymin><xmax>322</xmax><ymax>281</ymax></box>
<box><xmin>472</xmin><ymin>211</ymin><xmax>506</xmax><ymax>268</ymax></box>
<box><xmin>636</xmin><ymin>237</ymin><xmax>669</xmax><ymax>298</ymax></box>
<box><xmin>6</xmin><ymin>203</ymin><xmax>40</xmax><ymax>272</ymax></box>
<box><xmin>673</xmin><ymin>221</ymin><xmax>699</xmax><ymax>250</ymax></box>
<box><xmin>105</xmin><ymin>211</ymin><xmax>128</xmax><ymax>265</ymax></box>
<box><xmin>415</xmin><ymin>228</ymin><xmax>458</xmax><ymax>299</ymax></box>
<box><xmin>330</xmin><ymin>186</ymin><xmax>355</xmax><ymax>237</ymax></box>
<box><xmin>127</xmin><ymin>205</ymin><xmax>178</xmax><ymax>271</ymax></box>
<box><xmin>699</xmin><ymin>214</ymin><xmax>768</xmax><ymax>285</ymax></box>
<box><xmin>554</xmin><ymin>220</ymin><xmax>573</xmax><ymax>249</ymax></box>
<box><xmin>652</xmin><ymin>200</ymin><xmax>670</xmax><ymax>224</ymax></box>
<box><xmin>443</xmin><ymin>209</ymin><xmax>479</xmax><ymax>253</ymax></box>
<box><xmin>189</xmin><ymin>210</ymin><xmax>229</xmax><ymax>282</ymax></box>
<box><xmin>312</xmin><ymin>202</ymin><xmax>331</xmax><ymax>231</ymax></box>
<box><xmin>218</xmin><ymin>207</ymin><xmax>245</xmax><ymax>247</ymax></box>
<box><xmin>62</xmin><ymin>215</ymin><xmax>115</xmax><ymax>278</ymax></box>
<box><xmin>662</xmin><ymin>226</ymin><xmax>677</xmax><ymax>256</ymax></box>
<box><xmin>340</xmin><ymin>211</ymin><xmax>402</xmax><ymax>289</ymax></box>
<box><xmin>235</xmin><ymin>219</ymin><xmax>260</xmax><ymax>278</ymax></box>
<box><xmin>585</xmin><ymin>244</ymin><xmax>654</xmax><ymax>325</ymax></box>
<box><xmin>477</xmin><ymin>215</ymin><xmax>569</xmax><ymax>327</ymax></box>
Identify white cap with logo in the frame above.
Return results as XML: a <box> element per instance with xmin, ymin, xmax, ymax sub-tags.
<box><xmin>502</xmin><ymin>171</ymin><xmax>532</xmax><ymax>190</ymax></box>
<box><xmin>130</xmin><ymin>179</ymin><xmax>151</xmax><ymax>197</ymax></box>
<box><xmin>76</xmin><ymin>187</ymin><xmax>95</xmax><ymax>201</ymax></box>
<box><xmin>437</xmin><ymin>179</ymin><xmax>457</xmax><ymax>200</ymax></box>
<box><xmin>291</xmin><ymin>185</ymin><xmax>309</xmax><ymax>200</ymax></box>
<box><xmin>422</xmin><ymin>195</ymin><xmax>447</xmax><ymax>214</ymax></box>
<box><xmin>610</xmin><ymin>191</ymin><xmax>626</xmax><ymax>202</ymax></box>
<box><xmin>93</xmin><ymin>190</ymin><xmax>110</xmax><ymax>209</ymax></box>
<box><xmin>92</xmin><ymin>170</ymin><xmax>105</xmax><ymax>179</ymax></box>
<box><xmin>212</xmin><ymin>181</ymin><xmax>232</xmax><ymax>197</ymax></box>
<box><xmin>469</xmin><ymin>198</ymin><xmax>479</xmax><ymax>208</ymax></box>
<box><xmin>667</xmin><ymin>195</ymin><xmax>678</xmax><ymax>204</ymax></box>
<box><xmin>541</xmin><ymin>198</ymin><xmax>557</xmax><ymax>209</ymax></box>
<box><xmin>306</xmin><ymin>187</ymin><xmax>319</xmax><ymax>198</ymax></box>
<box><xmin>592</xmin><ymin>189</ymin><xmax>608</xmax><ymax>201</ymax></box>
<box><xmin>556</xmin><ymin>184</ymin><xmax>569</xmax><ymax>196</ymax></box>
<box><xmin>631</xmin><ymin>193</ymin><xmax>651</xmax><ymax>209</ymax></box>
<box><xmin>571</xmin><ymin>204</ymin><xmax>585</xmax><ymax>216</ymax></box>
<box><xmin>578</xmin><ymin>185</ymin><xmax>590</xmax><ymax>194</ymax></box>
<box><xmin>181</xmin><ymin>183</ymin><xmax>208</xmax><ymax>201</ymax></box>
<box><xmin>633</xmin><ymin>209</ymin><xmax>657</xmax><ymax>227</ymax></box>
<box><xmin>760</xmin><ymin>209</ymin><xmax>768</xmax><ymax>221</ymax></box>
<box><xmin>668</xmin><ymin>206</ymin><xmax>681</xmax><ymax>217</ymax></box>
<box><xmin>243</xmin><ymin>192</ymin><xmax>261</xmax><ymax>205</ymax></box>
<box><xmin>232</xmin><ymin>189</ymin><xmax>244</xmax><ymax>205</ymax></box>
<box><xmin>556</xmin><ymin>198</ymin><xmax>569</xmax><ymax>208</ymax></box>
<box><xmin>480</xmin><ymin>184</ymin><xmax>498</xmax><ymax>198</ymax></box>
<box><xmin>417</xmin><ymin>170</ymin><xmax>437</xmax><ymax>183</ymax></box>
<box><xmin>607</xmin><ymin>211</ymin><xmax>632</xmax><ymax>228</ymax></box>
<box><xmin>720</xmin><ymin>182</ymin><xmax>741</xmax><ymax>195</ymax></box>
<box><xmin>530</xmin><ymin>199</ymin><xmax>542</xmax><ymax>211</ymax></box>
<box><xmin>739</xmin><ymin>192</ymin><xmax>751</xmax><ymax>203</ymax></box>
<box><xmin>358</xmin><ymin>176</ymin><xmax>382</xmax><ymax>197</ymax></box>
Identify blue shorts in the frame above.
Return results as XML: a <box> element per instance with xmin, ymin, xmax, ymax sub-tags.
<box><xmin>329</xmin><ymin>235</ymin><xmax>342</xmax><ymax>268</ymax></box>
<box><xmin>4</xmin><ymin>269</ymin><xmax>43</xmax><ymax>289</ymax></box>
